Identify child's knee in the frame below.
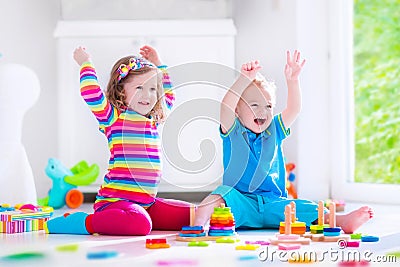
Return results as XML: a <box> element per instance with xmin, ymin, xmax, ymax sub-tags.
<box><xmin>200</xmin><ymin>194</ymin><xmax>225</xmax><ymax>209</ymax></box>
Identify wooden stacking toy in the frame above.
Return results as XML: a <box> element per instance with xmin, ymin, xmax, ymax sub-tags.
<box><xmin>307</xmin><ymin>202</ymin><xmax>349</xmax><ymax>242</ymax></box>
<box><xmin>208</xmin><ymin>204</ymin><xmax>236</xmax><ymax>237</ymax></box>
<box><xmin>176</xmin><ymin>204</ymin><xmax>237</xmax><ymax>242</ymax></box>
<box><xmin>278</xmin><ymin>202</ymin><xmax>306</xmax><ymax>235</ymax></box>
<box><xmin>270</xmin><ymin>203</ymin><xmax>310</xmax><ymax>245</ymax></box>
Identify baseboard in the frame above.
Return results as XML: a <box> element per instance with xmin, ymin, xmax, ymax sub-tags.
<box><xmin>83</xmin><ymin>191</ymin><xmax>211</xmax><ymax>204</ymax></box>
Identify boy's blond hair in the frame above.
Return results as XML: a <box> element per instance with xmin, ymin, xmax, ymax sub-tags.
<box><xmin>251</xmin><ymin>72</ymin><xmax>277</xmax><ymax>107</ymax></box>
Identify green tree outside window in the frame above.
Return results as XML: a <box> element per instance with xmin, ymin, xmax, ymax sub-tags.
<box><xmin>353</xmin><ymin>0</ymin><xmax>400</xmax><ymax>184</ymax></box>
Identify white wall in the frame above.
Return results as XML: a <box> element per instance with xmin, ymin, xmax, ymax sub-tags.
<box><xmin>295</xmin><ymin>0</ymin><xmax>330</xmax><ymax>200</ymax></box>
<box><xmin>233</xmin><ymin>0</ymin><xmax>330</xmax><ymax>200</ymax></box>
<box><xmin>233</xmin><ymin>0</ymin><xmax>298</xmax><ymax>167</ymax></box>
<box><xmin>0</xmin><ymin>0</ymin><xmax>61</xmax><ymax>198</ymax></box>
<box><xmin>0</xmin><ymin>0</ymin><xmax>331</xmax><ymax>201</ymax></box>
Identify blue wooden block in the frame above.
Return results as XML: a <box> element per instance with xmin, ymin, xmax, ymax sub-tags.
<box><xmin>361</xmin><ymin>235</ymin><xmax>379</xmax><ymax>242</ymax></box>
<box><xmin>181</xmin><ymin>226</ymin><xmax>203</xmax><ymax>231</ymax></box>
<box><xmin>323</xmin><ymin>231</ymin><xmax>341</xmax><ymax>237</ymax></box>
<box><xmin>323</xmin><ymin>227</ymin><xmax>342</xmax><ymax>232</ymax></box>
<box><xmin>179</xmin><ymin>232</ymin><xmax>206</xmax><ymax>237</ymax></box>
<box><xmin>87</xmin><ymin>251</ymin><xmax>118</xmax><ymax>259</ymax></box>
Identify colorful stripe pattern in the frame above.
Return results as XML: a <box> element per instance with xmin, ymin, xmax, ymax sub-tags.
<box><xmin>158</xmin><ymin>65</ymin><xmax>174</xmax><ymax>109</ymax></box>
<box><xmin>79</xmin><ymin>62</ymin><xmax>174</xmax><ymax>208</ymax></box>
<box><xmin>0</xmin><ymin>209</ymin><xmax>53</xmax><ymax>234</ymax></box>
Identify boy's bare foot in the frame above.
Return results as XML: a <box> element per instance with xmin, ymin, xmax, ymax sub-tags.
<box><xmin>336</xmin><ymin>206</ymin><xmax>373</xmax><ymax>234</ymax></box>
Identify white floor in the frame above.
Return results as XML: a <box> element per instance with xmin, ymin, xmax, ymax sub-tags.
<box><xmin>1</xmin><ymin>202</ymin><xmax>399</xmax><ymax>267</ymax></box>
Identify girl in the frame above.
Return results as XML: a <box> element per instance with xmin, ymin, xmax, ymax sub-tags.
<box><xmin>46</xmin><ymin>45</ymin><xmax>192</xmax><ymax>235</ymax></box>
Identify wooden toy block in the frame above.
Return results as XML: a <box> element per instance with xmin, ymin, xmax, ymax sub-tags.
<box><xmin>338</xmin><ymin>259</ymin><xmax>369</xmax><ymax>266</ymax></box>
<box><xmin>305</xmin><ymin>201</ymin><xmax>350</xmax><ymax>242</ymax></box>
<box><xmin>350</xmin><ymin>233</ymin><xmax>362</xmax><ymax>240</ymax></box>
<box><xmin>179</xmin><ymin>225</ymin><xmax>206</xmax><ymax>238</ymax></box>
<box><xmin>182</xmin><ymin>226</ymin><xmax>203</xmax><ymax>231</ymax></box>
<box><xmin>235</xmin><ymin>244</ymin><xmax>260</xmax><ymax>250</ymax></box>
<box><xmin>87</xmin><ymin>251</ymin><xmax>118</xmax><ymax>259</ymax></box>
<box><xmin>269</xmin><ymin>204</ymin><xmax>311</xmax><ymax>245</ymax></box>
<box><xmin>318</xmin><ymin>200</ymin><xmax>324</xmax><ymax>225</ymax></box>
<box><xmin>270</xmin><ymin>237</ymin><xmax>311</xmax><ymax>245</ymax></box>
<box><xmin>146</xmin><ymin>238</ymin><xmax>167</xmax><ymax>244</ymax></box>
<box><xmin>324</xmin><ymin>227</ymin><xmax>342</xmax><ymax>236</ymax></box>
<box><xmin>176</xmin><ymin>235</ymin><xmax>226</xmax><ymax>242</ymax></box>
<box><xmin>146</xmin><ymin>243</ymin><xmax>170</xmax><ymax>249</ymax></box>
<box><xmin>278</xmin><ymin>243</ymin><xmax>301</xmax><ymax>250</ymax></box>
<box><xmin>189</xmin><ymin>204</ymin><xmax>196</xmax><ymax>227</ymax></box>
<box><xmin>215</xmin><ymin>237</ymin><xmax>240</xmax><ymax>243</ymax></box>
<box><xmin>386</xmin><ymin>251</ymin><xmax>400</xmax><ymax>259</ymax></box>
<box><xmin>346</xmin><ymin>241</ymin><xmax>360</xmax><ymax>247</ymax></box>
<box><xmin>245</xmin><ymin>240</ymin><xmax>270</xmax><ymax>246</ymax></box>
<box><xmin>310</xmin><ymin>234</ymin><xmax>350</xmax><ymax>242</ymax></box>
<box><xmin>310</xmin><ymin>224</ymin><xmax>328</xmax><ymax>234</ymax></box>
<box><xmin>279</xmin><ymin>225</ymin><xmax>306</xmax><ymax>235</ymax></box>
<box><xmin>278</xmin><ymin>202</ymin><xmax>306</xmax><ymax>235</ymax></box>
<box><xmin>145</xmin><ymin>238</ymin><xmax>170</xmax><ymax>249</ymax></box>
<box><xmin>288</xmin><ymin>254</ymin><xmax>315</xmax><ymax>264</ymax></box>
<box><xmin>179</xmin><ymin>230</ymin><xmax>204</xmax><ymax>235</ymax></box>
<box><xmin>188</xmin><ymin>241</ymin><xmax>209</xmax><ymax>247</ymax></box>
<box><xmin>361</xmin><ymin>235</ymin><xmax>379</xmax><ymax>242</ymax></box>
<box><xmin>277</xmin><ymin>234</ymin><xmax>301</xmax><ymax>240</ymax></box>
<box><xmin>179</xmin><ymin>232</ymin><xmax>206</xmax><ymax>237</ymax></box>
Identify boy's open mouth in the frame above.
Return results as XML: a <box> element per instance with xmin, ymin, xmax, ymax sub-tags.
<box><xmin>254</xmin><ymin>118</ymin><xmax>266</xmax><ymax>125</ymax></box>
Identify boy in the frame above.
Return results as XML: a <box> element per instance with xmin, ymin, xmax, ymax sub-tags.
<box><xmin>194</xmin><ymin>51</ymin><xmax>373</xmax><ymax>233</ymax></box>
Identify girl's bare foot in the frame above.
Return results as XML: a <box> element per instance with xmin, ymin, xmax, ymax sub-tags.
<box><xmin>335</xmin><ymin>206</ymin><xmax>373</xmax><ymax>233</ymax></box>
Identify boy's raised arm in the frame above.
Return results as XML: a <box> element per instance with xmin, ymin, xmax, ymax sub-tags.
<box><xmin>281</xmin><ymin>50</ymin><xmax>306</xmax><ymax>128</ymax></box>
<box><xmin>220</xmin><ymin>61</ymin><xmax>261</xmax><ymax>134</ymax></box>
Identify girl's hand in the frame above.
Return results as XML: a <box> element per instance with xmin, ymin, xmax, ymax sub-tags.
<box><xmin>284</xmin><ymin>50</ymin><xmax>306</xmax><ymax>81</ymax></box>
<box><xmin>73</xmin><ymin>46</ymin><xmax>91</xmax><ymax>66</ymax></box>
<box><xmin>139</xmin><ymin>45</ymin><xmax>162</xmax><ymax>66</ymax></box>
<box><xmin>240</xmin><ymin>60</ymin><xmax>262</xmax><ymax>81</ymax></box>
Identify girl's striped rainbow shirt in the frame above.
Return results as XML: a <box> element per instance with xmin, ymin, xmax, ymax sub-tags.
<box><xmin>79</xmin><ymin>62</ymin><xmax>174</xmax><ymax>209</ymax></box>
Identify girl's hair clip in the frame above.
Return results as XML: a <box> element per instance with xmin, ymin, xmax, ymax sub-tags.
<box><xmin>117</xmin><ymin>57</ymin><xmax>155</xmax><ymax>82</ymax></box>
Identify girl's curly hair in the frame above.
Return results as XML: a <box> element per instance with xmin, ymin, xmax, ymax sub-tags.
<box><xmin>106</xmin><ymin>56</ymin><xmax>166</xmax><ymax>123</ymax></box>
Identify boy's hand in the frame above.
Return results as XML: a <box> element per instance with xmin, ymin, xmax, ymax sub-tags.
<box><xmin>73</xmin><ymin>47</ymin><xmax>91</xmax><ymax>66</ymax></box>
<box><xmin>284</xmin><ymin>50</ymin><xmax>306</xmax><ymax>81</ymax></box>
<box><xmin>139</xmin><ymin>45</ymin><xmax>162</xmax><ymax>66</ymax></box>
<box><xmin>240</xmin><ymin>60</ymin><xmax>262</xmax><ymax>81</ymax></box>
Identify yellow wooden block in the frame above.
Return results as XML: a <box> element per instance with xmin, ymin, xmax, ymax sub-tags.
<box><xmin>235</xmin><ymin>244</ymin><xmax>260</xmax><ymax>250</ymax></box>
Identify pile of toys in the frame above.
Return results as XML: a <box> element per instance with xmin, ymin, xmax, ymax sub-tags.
<box><xmin>0</xmin><ymin>204</ymin><xmax>53</xmax><ymax>234</ymax></box>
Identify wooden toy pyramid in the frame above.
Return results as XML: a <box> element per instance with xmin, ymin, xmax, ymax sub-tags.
<box><xmin>176</xmin><ymin>204</ymin><xmax>237</xmax><ymax>242</ymax></box>
<box><xmin>269</xmin><ymin>203</ymin><xmax>311</xmax><ymax>245</ymax></box>
<box><xmin>208</xmin><ymin>203</ymin><xmax>236</xmax><ymax>237</ymax></box>
<box><xmin>278</xmin><ymin>202</ymin><xmax>306</xmax><ymax>235</ymax></box>
<box><xmin>304</xmin><ymin>201</ymin><xmax>349</xmax><ymax>242</ymax></box>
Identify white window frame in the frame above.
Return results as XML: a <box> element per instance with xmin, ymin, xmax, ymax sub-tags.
<box><xmin>329</xmin><ymin>0</ymin><xmax>400</xmax><ymax>204</ymax></box>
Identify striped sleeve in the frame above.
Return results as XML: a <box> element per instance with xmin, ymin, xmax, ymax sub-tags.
<box><xmin>80</xmin><ymin>62</ymin><xmax>118</xmax><ymax>132</ymax></box>
<box><xmin>157</xmin><ymin>65</ymin><xmax>175</xmax><ymax>109</ymax></box>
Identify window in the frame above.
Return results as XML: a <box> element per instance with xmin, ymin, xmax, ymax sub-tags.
<box><xmin>329</xmin><ymin>0</ymin><xmax>400</xmax><ymax>204</ymax></box>
<box><xmin>353</xmin><ymin>0</ymin><xmax>400</xmax><ymax>184</ymax></box>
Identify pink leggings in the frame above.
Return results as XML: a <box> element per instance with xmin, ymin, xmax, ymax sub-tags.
<box><xmin>90</xmin><ymin>198</ymin><xmax>192</xmax><ymax>235</ymax></box>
